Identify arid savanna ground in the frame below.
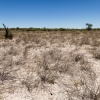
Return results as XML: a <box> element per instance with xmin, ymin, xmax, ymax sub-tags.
<box><xmin>0</xmin><ymin>30</ymin><xmax>100</xmax><ymax>100</ymax></box>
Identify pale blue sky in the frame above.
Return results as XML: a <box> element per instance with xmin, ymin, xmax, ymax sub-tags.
<box><xmin>0</xmin><ymin>0</ymin><xmax>100</xmax><ymax>28</ymax></box>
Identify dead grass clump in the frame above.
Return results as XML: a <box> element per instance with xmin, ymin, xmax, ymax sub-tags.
<box><xmin>21</xmin><ymin>70</ymin><xmax>57</xmax><ymax>91</ymax></box>
<box><xmin>79</xmin><ymin>33</ymin><xmax>91</xmax><ymax>46</ymax></box>
<box><xmin>79</xmin><ymin>59</ymin><xmax>92</xmax><ymax>73</ymax></box>
<box><xmin>7</xmin><ymin>46</ymin><xmax>19</xmax><ymax>56</ymax></box>
<box><xmin>0</xmin><ymin>71</ymin><xmax>14</xmax><ymax>83</ymax></box>
<box><xmin>70</xmin><ymin>52</ymin><xmax>84</xmax><ymax>63</ymax></box>
<box><xmin>37</xmin><ymin>70</ymin><xmax>57</xmax><ymax>85</ymax></box>
<box><xmin>0</xmin><ymin>64</ymin><xmax>17</xmax><ymax>84</ymax></box>
<box><xmin>63</xmin><ymin>60</ymin><xmax>100</xmax><ymax>100</ymax></box>
<box><xmin>66</xmin><ymin>78</ymin><xmax>100</xmax><ymax>100</ymax></box>
<box><xmin>23</xmin><ymin>44</ymin><xmax>33</xmax><ymax>58</ymax></box>
<box><xmin>21</xmin><ymin>79</ymin><xmax>35</xmax><ymax>92</ymax></box>
<box><xmin>21</xmin><ymin>32</ymin><xmax>41</xmax><ymax>44</ymax></box>
<box><xmin>37</xmin><ymin>49</ymin><xmax>84</xmax><ymax>79</ymax></box>
<box><xmin>90</xmin><ymin>38</ymin><xmax>100</xmax><ymax>47</ymax></box>
<box><xmin>50</xmin><ymin>50</ymin><xmax>69</xmax><ymax>72</ymax></box>
<box><xmin>90</xmin><ymin>47</ymin><xmax>100</xmax><ymax>59</ymax></box>
<box><xmin>37</xmin><ymin>51</ymin><xmax>59</xmax><ymax>85</ymax></box>
<box><xmin>90</xmin><ymin>32</ymin><xmax>100</xmax><ymax>46</ymax></box>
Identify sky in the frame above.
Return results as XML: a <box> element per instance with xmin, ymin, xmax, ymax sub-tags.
<box><xmin>0</xmin><ymin>0</ymin><xmax>100</xmax><ymax>28</ymax></box>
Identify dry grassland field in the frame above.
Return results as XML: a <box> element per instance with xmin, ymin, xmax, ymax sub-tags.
<box><xmin>0</xmin><ymin>30</ymin><xmax>100</xmax><ymax>100</ymax></box>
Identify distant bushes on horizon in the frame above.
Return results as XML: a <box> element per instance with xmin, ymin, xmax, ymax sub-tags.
<box><xmin>0</xmin><ymin>27</ymin><xmax>100</xmax><ymax>31</ymax></box>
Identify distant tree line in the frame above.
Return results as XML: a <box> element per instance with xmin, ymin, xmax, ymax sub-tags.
<box><xmin>0</xmin><ymin>23</ymin><xmax>100</xmax><ymax>31</ymax></box>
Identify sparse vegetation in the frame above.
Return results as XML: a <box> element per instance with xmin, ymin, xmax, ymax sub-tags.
<box><xmin>0</xmin><ymin>29</ymin><xmax>100</xmax><ymax>100</ymax></box>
